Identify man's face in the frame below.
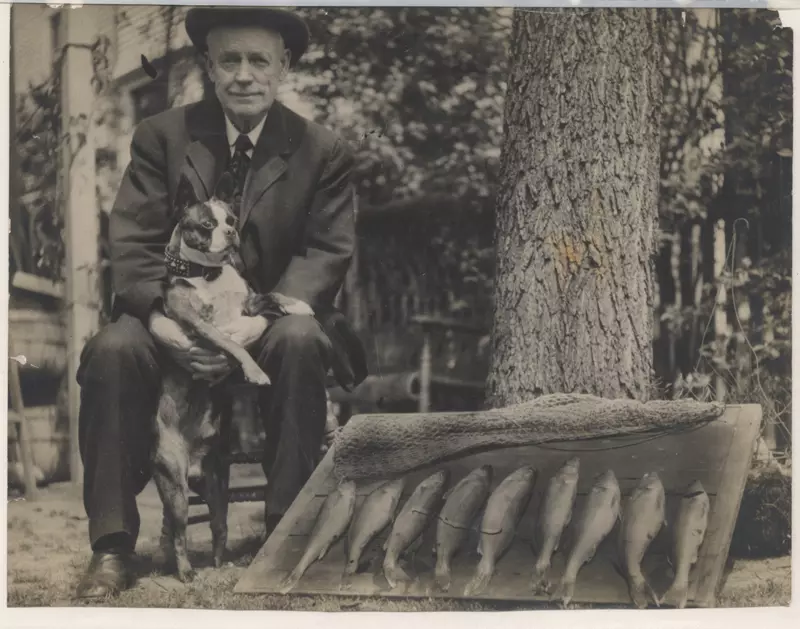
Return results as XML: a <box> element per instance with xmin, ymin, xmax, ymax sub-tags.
<box><xmin>204</xmin><ymin>26</ymin><xmax>290</xmax><ymax>130</ymax></box>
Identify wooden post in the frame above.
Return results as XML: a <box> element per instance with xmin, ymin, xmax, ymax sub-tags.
<box><xmin>344</xmin><ymin>190</ymin><xmax>363</xmax><ymax>332</ymax></box>
<box><xmin>59</xmin><ymin>7</ymin><xmax>101</xmax><ymax>488</ymax></box>
<box><xmin>713</xmin><ymin>219</ymin><xmax>728</xmax><ymax>403</ymax></box>
<box><xmin>418</xmin><ymin>331</ymin><xmax>432</xmax><ymax>413</ymax></box>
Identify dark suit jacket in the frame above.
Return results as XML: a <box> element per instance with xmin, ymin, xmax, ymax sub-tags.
<box><xmin>109</xmin><ymin>98</ymin><xmax>366</xmax><ymax>389</ymax></box>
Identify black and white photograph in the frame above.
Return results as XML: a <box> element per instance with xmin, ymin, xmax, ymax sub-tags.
<box><xmin>3</xmin><ymin>0</ymin><xmax>794</xmax><ymax>618</ymax></box>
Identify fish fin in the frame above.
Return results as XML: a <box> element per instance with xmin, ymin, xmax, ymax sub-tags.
<box><xmin>384</xmin><ymin>557</ymin><xmax>411</xmax><ymax>590</ymax></box>
<box><xmin>434</xmin><ymin>556</ymin><xmax>452</xmax><ymax>592</ymax></box>
<box><xmin>463</xmin><ymin>557</ymin><xmax>494</xmax><ymax>597</ymax></box>
<box><xmin>405</xmin><ymin>534</ymin><xmax>424</xmax><ymax>557</ymax></box>
<box><xmin>383</xmin><ymin>538</ymin><xmax>389</xmax><ymax>552</ymax></box>
<box><xmin>662</xmin><ymin>576</ymin><xmax>689</xmax><ymax>609</ymax></box>
<box><xmin>318</xmin><ymin>543</ymin><xmax>332</xmax><ymax>561</ymax></box>
<box><xmin>647</xmin><ymin>580</ymin><xmax>661</xmax><ymax>608</ymax></box>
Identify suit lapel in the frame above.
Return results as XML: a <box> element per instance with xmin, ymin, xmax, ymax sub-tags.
<box><xmin>240</xmin><ymin>102</ymin><xmax>301</xmax><ymax>229</ymax></box>
<box><xmin>182</xmin><ymin>100</ymin><xmax>228</xmax><ymax>201</ymax></box>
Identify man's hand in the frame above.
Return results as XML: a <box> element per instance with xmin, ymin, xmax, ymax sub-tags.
<box><xmin>271</xmin><ymin>292</ymin><xmax>315</xmax><ymax>316</ymax></box>
<box><xmin>218</xmin><ymin>315</ymin><xmax>269</xmax><ymax>349</ymax></box>
<box><xmin>149</xmin><ymin>311</ymin><xmax>233</xmax><ymax>381</ymax></box>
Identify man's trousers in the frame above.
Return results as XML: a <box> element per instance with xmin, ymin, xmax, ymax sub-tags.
<box><xmin>77</xmin><ymin>312</ymin><xmax>332</xmax><ymax>550</ymax></box>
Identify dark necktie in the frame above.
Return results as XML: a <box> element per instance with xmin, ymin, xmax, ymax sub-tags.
<box><xmin>228</xmin><ymin>133</ymin><xmax>253</xmax><ymax>216</ymax></box>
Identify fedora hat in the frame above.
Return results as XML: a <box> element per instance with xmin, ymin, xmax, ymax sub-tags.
<box><xmin>185</xmin><ymin>7</ymin><xmax>310</xmax><ymax>67</ymax></box>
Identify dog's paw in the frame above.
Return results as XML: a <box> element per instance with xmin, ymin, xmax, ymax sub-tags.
<box><xmin>177</xmin><ymin>568</ymin><xmax>197</xmax><ymax>584</ymax></box>
<box><xmin>242</xmin><ymin>364</ymin><xmax>270</xmax><ymax>386</ymax></box>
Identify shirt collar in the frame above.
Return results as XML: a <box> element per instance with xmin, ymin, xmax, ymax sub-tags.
<box><xmin>224</xmin><ymin>115</ymin><xmax>267</xmax><ymax>154</ymax></box>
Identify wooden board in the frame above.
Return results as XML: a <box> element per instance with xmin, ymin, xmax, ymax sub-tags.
<box><xmin>235</xmin><ymin>404</ymin><xmax>761</xmax><ymax>608</ymax></box>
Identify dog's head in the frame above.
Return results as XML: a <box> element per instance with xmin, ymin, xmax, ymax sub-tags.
<box><xmin>170</xmin><ymin>174</ymin><xmax>239</xmax><ymax>258</ymax></box>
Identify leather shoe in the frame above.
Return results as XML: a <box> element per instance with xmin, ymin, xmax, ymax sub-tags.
<box><xmin>75</xmin><ymin>551</ymin><xmax>133</xmax><ymax>599</ymax></box>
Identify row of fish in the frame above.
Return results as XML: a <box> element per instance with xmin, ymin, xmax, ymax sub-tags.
<box><xmin>278</xmin><ymin>459</ymin><xmax>709</xmax><ymax>609</ymax></box>
<box><xmin>536</xmin><ymin>459</ymin><xmax>710</xmax><ymax>609</ymax></box>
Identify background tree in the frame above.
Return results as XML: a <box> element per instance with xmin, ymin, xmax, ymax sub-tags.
<box><xmin>487</xmin><ymin>8</ymin><xmax>666</xmax><ymax>406</ymax></box>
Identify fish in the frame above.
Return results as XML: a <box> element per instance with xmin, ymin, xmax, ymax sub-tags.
<box><xmin>617</xmin><ymin>471</ymin><xmax>665</xmax><ymax>609</ymax></box>
<box><xmin>383</xmin><ymin>469</ymin><xmax>450</xmax><ymax>588</ymax></box>
<box><xmin>530</xmin><ymin>457</ymin><xmax>580</xmax><ymax>592</ymax></box>
<box><xmin>463</xmin><ymin>466</ymin><xmax>537</xmax><ymax>597</ymax></box>
<box><xmin>660</xmin><ymin>480</ymin><xmax>710</xmax><ymax>609</ymax></box>
<box><xmin>279</xmin><ymin>480</ymin><xmax>357</xmax><ymax>593</ymax></box>
<box><xmin>553</xmin><ymin>469</ymin><xmax>621</xmax><ymax>606</ymax></box>
<box><xmin>343</xmin><ymin>478</ymin><xmax>406</xmax><ymax>577</ymax></box>
<box><xmin>434</xmin><ymin>465</ymin><xmax>494</xmax><ymax>591</ymax></box>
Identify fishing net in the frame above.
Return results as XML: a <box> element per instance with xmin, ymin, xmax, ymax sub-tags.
<box><xmin>331</xmin><ymin>393</ymin><xmax>725</xmax><ymax>482</ymax></box>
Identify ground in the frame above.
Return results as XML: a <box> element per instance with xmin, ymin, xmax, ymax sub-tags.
<box><xmin>6</xmin><ymin>465</ymin><xmax>791</xmax><ymax>611</ymax></box>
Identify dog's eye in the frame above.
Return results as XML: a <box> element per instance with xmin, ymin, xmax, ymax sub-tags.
<box><xmin>201</xmin><ymin>221</ymin><xmax>214</xmax><ymax>230</ymax></box>
<box><xmin>226</xmin><ymin>216</ymin><xmax>236</xmax><ymax>227</ymax></box>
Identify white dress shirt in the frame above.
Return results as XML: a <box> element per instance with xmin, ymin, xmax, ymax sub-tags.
<box><xmin>224</xmin><ymin>115</ymin><xmax>267</xmax><ymax>158</ymax></box>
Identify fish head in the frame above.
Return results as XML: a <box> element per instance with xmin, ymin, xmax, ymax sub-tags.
<box><xmin>516</xmin><ymin>466</ymin><xmax>537</xmax><ymax>482</ymax></box>
<box><xmin>560</xmin><ymin>457</ymin><xmax>581</xmax><ymax>481</ymax></box>
<box><xmin>477</xmin><ymin>465</ymin><xmax>494</xmax><ymax>484</ymax></box>
<box><xmin>594</xmin><ymin>469</ymin><xmax>618</xmax><ymax>489</ymax></box>
<box><xmin>638</xmin><ymin>472</ymin><xmax>664</xmax><ymax>494</ymax></box>
<box><xmin>564</xmin><ymin>457</ymin><xmax>581</xmax><ymax>471</ymax></box>
<box><xmin>684</xmin><ymin>479</ymin><xmax>706</xmax><ymax>496</ymax></box>
<box><xmin>339</xmin><ymin>480</ymin><xmax>358</xmax><ymax>498</ymax></box>
<box><xmin>426</xmin><ymin>468</ymin><xmax>451</xmax><ymax>489</ymax></box>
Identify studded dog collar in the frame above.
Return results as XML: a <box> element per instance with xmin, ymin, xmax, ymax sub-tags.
<box><xmin>165</xmin><ymin>248</ymin><xmax>224</xmax><ymax>282</ymax></box>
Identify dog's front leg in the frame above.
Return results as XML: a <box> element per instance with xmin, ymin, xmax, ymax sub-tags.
<box><xmin>166</xmin><ymin>283</ymin><xmax>270</xmax><ymax>386</ymax></box>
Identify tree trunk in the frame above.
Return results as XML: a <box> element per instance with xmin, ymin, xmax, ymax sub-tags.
<box><xmin>488</xmin><ymin>8</ymin><xmax>665</xmax><ymax>407</ymax></box>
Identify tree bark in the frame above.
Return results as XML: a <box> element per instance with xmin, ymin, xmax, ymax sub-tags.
<box><xmin>488</xmin><ymin>8</ymin><xmax>665</xmax><ymax>407</ymax></box>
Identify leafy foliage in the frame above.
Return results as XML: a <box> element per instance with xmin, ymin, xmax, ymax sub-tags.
<box><xmin>293</xmin><ymin>7</ymin><xmax>511</xmax><ymax>208</ymax></box>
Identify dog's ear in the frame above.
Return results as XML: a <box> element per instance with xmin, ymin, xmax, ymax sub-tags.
<box><xmin>174</xmin><ymin>176</ymin><xmax>198</xmax><ymax>212</ymax></box>
<box><xmin>214</xmin><ymin>172</ymin><xmax>236</xmax><ymax>204</ymax></box>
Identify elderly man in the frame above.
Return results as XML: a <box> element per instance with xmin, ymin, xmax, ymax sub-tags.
<box><xmin>75</xmin><ymin>7</ymin><xmax>364</xmax><ymax>598</ymax></box>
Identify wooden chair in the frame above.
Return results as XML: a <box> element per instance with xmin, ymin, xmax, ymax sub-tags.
<box><xmin>412</xmin><ymin>315</ymin><xmax>489</xmax><ymax>413</ymax></box>
<box><xmin>187</xmin><ymin>377</ymin><xmax>341</xmax><ymax>526</ymax></box>
<box><xmin>7</xmin><ymin>341</ymin><xmax>40</xmax><ymax>501</ymax></box>
<box><xmin>187</xmin><ymin>315</ymin><xmax>489</xmax><ymax>525</ymax></box>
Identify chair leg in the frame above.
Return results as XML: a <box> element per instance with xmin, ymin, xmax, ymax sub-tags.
<box><xmin>8</xmin><ymin>355</ymin><xmax>39</xmax><ymax>500</ymax></box>
<box><xmin>419</xmin><ymin>332</ymin><xmax>432</xmax><ymax>413</ymax></box>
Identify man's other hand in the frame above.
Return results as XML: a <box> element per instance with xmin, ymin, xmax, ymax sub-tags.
<box><xmin>149</xmin><ymin>311</ymin><xmax>233</xmax><ymax>381</ymax></box>
<box><xmin>218</xmin><ymin>315</ymin><xmax>268</xmax><ymax>349</ymax></box>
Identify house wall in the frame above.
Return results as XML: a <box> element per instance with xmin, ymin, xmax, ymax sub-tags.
<box><xmin>14</xmin><ymin>5</ymin><xmax>321</xmax><ymax>215</ymax></box>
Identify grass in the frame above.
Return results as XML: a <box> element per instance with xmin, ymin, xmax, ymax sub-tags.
<box><xmin>6</xmin><ymin>476</ymin><xmax>791</xmax><ymax>611</ymax></box>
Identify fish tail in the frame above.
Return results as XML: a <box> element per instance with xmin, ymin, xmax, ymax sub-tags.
<box><xmin>628</xmin><ymin>575</ymin><xmax>653</xmax><ymax>609</ymax></box>
<box><xmin>384</xmin><ymin>554</ymin><xmax>411</xmax><ymax>589</ymax></box>
<box><xmin>343</xmin><ymin>558</ymin><xmax>359</xmax><ymax>577</ymax></box>
<box><xmin>463</xmin><ymin>557</ymin><xmax>494</xmax><ymax>597</ymax></box>
<box><xmin>552</xmin><ymin>577</ymin><xmax>575</xmax><ymax>606</ymax></box>
<box><xmin>434</xmin><ymin>555</ymin><xmax>452</xmax><ymax>592</ymax></box>
<box><xmin>530</xmin><ymin>557</ymin><xmax>550</xmax><ymax>592</ymax></box>
<box><xmin>278</xmin><ymin>567</ymin><xmax>303</xmax><ymax>594</ymax></box>
<box><xmin>662</xmin><ymin>575</ymin><xmax>690</xmax><ymax>609</ymax></box>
